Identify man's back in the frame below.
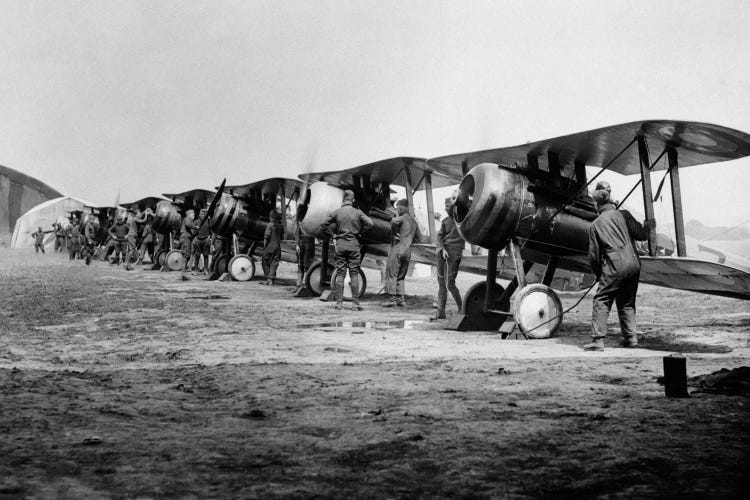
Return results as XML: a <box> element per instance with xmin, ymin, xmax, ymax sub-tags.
<box><xmin>589</xmin><ymin>208</ymin><xmax>648</xmax><ymax>279</ymax></box>
<box><xmin>326</xmin><ymin>204</ymin><xmax>373</xmax><ymax>248</ymax></box>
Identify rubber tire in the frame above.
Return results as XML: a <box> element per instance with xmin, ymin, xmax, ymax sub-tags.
<box><xmin>228</xmin><ymin>254</ymin><xmax>255</xmax><ymax>282</ymax></box>
<box><xmin>156</xmin><ymin>250</ymin><xmax>167</xmax><ymax>267</ymax></box>
<box><xmin>305</xmin><ymin>261</ymin><xmax>367</xmax><ymax>298</ymax></box>
<box><xmin>213</xmin><ymin>255</ymin><xmax>229</xmax><ymax>276</ymax></box>
<box><xmin>165</xmin><ymin>250</ymin><xmax>186</xmax><ymax>272</ymax></box>
<box><xmin>513</xmin><ymin>284</ymin><xmax>563</xmax><ymax>338</ymax></box>
<box><xmin>461</xmin><ymin>281</ymin><xmax>510</xmax><ymax>331</ymax></box>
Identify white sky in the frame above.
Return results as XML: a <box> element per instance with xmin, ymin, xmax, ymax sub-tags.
<box><xmin>1</xmin><ymin>0</ymin><xmax>748</xmax><ymax>226</ymax></box>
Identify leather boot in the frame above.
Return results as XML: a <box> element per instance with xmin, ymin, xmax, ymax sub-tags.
<box><xmin>583</xmin><ymin>338</ymin><xmax>605</xmax><ymax>351</ymax></box>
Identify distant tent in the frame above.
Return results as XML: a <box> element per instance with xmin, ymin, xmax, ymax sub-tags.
<box><xmin>0</xmin><ymin>165</ymin><xmax>62</xmax><ymax>245</ymax></box>
<box><xmin>10</xmin><ymin>197</ymin><xmax>95</xmax><ymax>251</ymax></box>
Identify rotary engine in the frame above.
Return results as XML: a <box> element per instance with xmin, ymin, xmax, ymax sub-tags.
<box><xmin>152</xmin><ymin>200</ymin><xmax>182</xmax><ymax>235</ymax></box>
<box><xmin>209</xmin><ymin>193</ymin><xmax>295</xmax><ymax>242</ymax></box>
<box><xmin>454</xmin><ymin>163</ymin><xmax>591</xmax><ymax>255</ymax></box>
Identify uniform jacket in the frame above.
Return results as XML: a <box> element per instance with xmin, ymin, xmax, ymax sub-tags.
<box><xmin>263</xmin><ymin>221</ymin><xmax>284</xmax><ymax>256</ymax></box>
<box><xmin>436</xmin><ymin>216</ymin><xmax>465</xmax><ymax>256</ymax></box>
<box><xmin>321</xmin><ymin>202</ymin><xmax>374</xmax><ymax>250</ymax></box>
<box><xmin>588</xmin><ymin>204</ymin><xmax>650</xmax><ymax>280</ymax></box>
<box><xmin>180</xmin><ymin>216</ymin><xmax>198</xmax><ymax>239</ymax></box>
<box><xmin>108</xmin><ymin>221</ymin><xmax>129</xmax><ymax>241</ymax></box>
<box><xmin>390</xmin><ymin>211</ymin><xmax>418</xmax><ymax>253</ymax></box>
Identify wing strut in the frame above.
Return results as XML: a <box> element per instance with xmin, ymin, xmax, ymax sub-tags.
<box><xmin>668</xmin><ymin>147</ymin><xmax>687</xmax><ymax>257</ymax></box>
<box><xmin>548</xmin><ymin>136</ymin><xmax>638</xmax><ymax>222</ymax></box>
<box><xmin>424</xmin><ymin>172</ymin><xmax>436</xmax><ymax>243</ymax></box>
<box><xmin>637</xmin><ymin>135</ymin><xmax>657</xmax><ymax>256</ymax></box>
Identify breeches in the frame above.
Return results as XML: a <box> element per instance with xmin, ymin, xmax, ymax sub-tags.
<box><xmin>262</xmin><ymin>250</ymin><xmax>281</xmax><ymax>278</ymax></box>
<box><xmin>333</xmin><ymin>247</ymin><xmax>361</xmax><ymax>302</ymax></box>
<box><xmin>385</xmin><ymin>249</ymin><xmax>410</xmax><ymax>295</ymax></box>
<box><xmin>180</xmin><ymin>236</ymin><xmax>192</xmax><ymax>258</ymax></box>
<box><xmin>192</xmin><ymin>238</ymin><xmax>210</xmax><ymax>256</ymax></box>
<box><xmin>437</xmin><ymin>253</ymin><xmax>462</xmax><ymax>312</ymax></box>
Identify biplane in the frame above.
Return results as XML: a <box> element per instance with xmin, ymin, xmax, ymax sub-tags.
<box><xmin>425</xmin><ymin>120</ymin><xmax>750</xmax><ymax>335</ymax></box>
<box><xmin>296</xmin><ymin>157</ymin><xmax>461</xmax><ymax>296</ymax></box>
<box><xmin>204</xmin><ymin>177</ymin><xmax>304</xmax><ymax>281</ymax></box>
<box><xmin>294</xmin><ymin>157</ymin><xmax>592</xmax><ymax>298</ymax></box>
<box><xmin>151</xmin><ymin>188</ymin><xmax>215</xmax><ymax>271</ymax></box>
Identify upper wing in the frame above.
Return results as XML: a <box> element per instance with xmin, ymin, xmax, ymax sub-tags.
<box><xmin>428</xmin><ymin>120</ymin><xmax>750</xmax><ymax>177</ymax></box>
<box><xmin>162</xmin><ymin>189</ymin><xmax>216</xmax><ymax>205</ymax></box>
<box><xmin>224</xmin><ymin>178</ymin><xmax>304</xmax><ymax>200</ymax></box>
<box><xmin>299</xmin><ymin>157</ymin><xmax>460</xmax><ymax>190</ymax></box>
<box><xmin>120</xmin><ymin>196</ymin><xmax>168</xmax><ymax>209</ymax></box>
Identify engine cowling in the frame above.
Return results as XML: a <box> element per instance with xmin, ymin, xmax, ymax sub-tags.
<box><xmin>454</xmin><ymin>163</ymin><xmax>529</xmax><ymax>249</ymax></box>
<box><xmin>297</xmin><ymin>182</ymin><xmax>345</xmax><ymax>239</ymax></box>
<box><xmin>152</xmin><ymin>200</ymin><xmax>182</xmax><ymax>235</ymax></box>
<box><xmin>455</xmin><ymin>163</ymin><xmax>590</xmax><ymax>255</ymax></box>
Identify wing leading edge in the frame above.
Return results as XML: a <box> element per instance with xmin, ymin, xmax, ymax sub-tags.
<box><xmin>428</xmin><ymin>120</ymin><xmax>750</xmax><ymax>178</ymax></box>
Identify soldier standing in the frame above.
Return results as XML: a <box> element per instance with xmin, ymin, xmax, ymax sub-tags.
<box><xmin>82</xmin><ymin>215</ymin><xmax>97</xmax><ymax>265</ymax></box>
<box><xmin>54</xmin><ymin>222</ymin><xmax>67</xmax><ymax>252</ymax></box>
<box><xmin>432</xmin><ymin>196</ymin><xmax>466</xmax><ymax>320</ymax></box>
<box><xmin>137</xmin><ymin>210</ymin><xmax>155</xmax><ymax>265</ymax></box>
<box><xmin>30</xmin><ymin>226</ymin><xmax>52</xmax><ymax>254</ymax></box>
<box><xmin>383</xmin><ymin>198</ymin><xmax>418</xmax><ymax>307</ymax></box>
<box><xmin>294</xmin><ymin>220</ymin><xmax>316</xmax><ymax>294</ymax></box>
<box><xmin>321</xmin><ymin>190</ymin><xmax>374</xmax><ymax>310</ymax></box>
<box><xmin>67</xmin><ymin>218</ymin><xmax>82</xmax><ymax>260</ymax></box>
<box><xmin>179</xmin><ymin>209</ymin><xmax>198</xmax><ymax>277</ymax></box>
<box><xmin>108</xmin><ymin>215</ymin><xmax>129</xmax><ymax>265</ymax></box>
<box><xmin>191</xmin><ymin>208</ymin><xmax>211</xmax><ymax>274</ymax></box>
<box><xmin>261</xmin><ymin>209</ymin><xmax>284</xmax><ymax>285</ymax></box>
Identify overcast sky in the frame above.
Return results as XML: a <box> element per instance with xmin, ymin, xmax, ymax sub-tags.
<box><xmin>1</xmin><ymin>0</ymin><xmax>748</xmax><ymax>226</ymax></box>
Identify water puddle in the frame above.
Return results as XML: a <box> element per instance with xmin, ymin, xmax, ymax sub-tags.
<box><xmin>183</xmin><ymin>295</ymin><xmax>230</xmax><ymax>300</ymax></box>
<box><xmin>297</xmin><ymin>320</ymin><xmax>423</xmax><ymax>330</ymax></box>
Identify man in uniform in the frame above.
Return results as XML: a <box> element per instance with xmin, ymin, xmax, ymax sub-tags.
<box><xmin>584</xmin><ymin>182</ymin><xmax>655</xmax><ymax>351</ymax></box>
<box><xmin>137</xmin><ymin>209</ymin><xmax>155</xmax><ymax>265</ymax></box>
<box><xmin>108</xmin><ymin>214</ymin><xmax>129</xmax><ymax>265</ymax></box>
<box><xmin>30</xmin><ymin>226</ymin><xmax>53</xmax><ymax>254</ymax></box>
<box><xmin>191</xmin><ymin>208</ymin><xmax>211</xmax><ymax>274</ymax></box>
<box><xmin>321</xmin><ymin>189</ymin><xmax>374</xmax><ymax>310</ymax></box>
<box><xmin>67</xmin><ymin>217</ymin><xmax>82</xmax><ymax>260</ymax></box>
<box><xmin>82</xmin><ymin>215</ymin><xmax>97</xmax><ymax>265</ymax></box>
<box><xmin>432</xmin><ymin>195</ymin><xmax>466</xmax><ymax>320</ymax></box>
<box><xmin>54</xmin><ymin>222</ymin><xmax>67</xmax><ymax>252</ymax></box>
<box><xmin>179</xmin><ymin>209</ymin><xmax>198</xmax><ymax>278</ymax></box>
<box><xmin>294</xmin><ymin>220</ymin><xmax>316</xmax><ymax>294</ymax></box>
<box><xmin>383</xmin><ymin>198</ymin><xmax>418</xmax><ymax>307</ymax></box>
<box><xmin>261</xmin><ymin>209</ymin><xmax>284</xmax><ymax>285</ymax></box>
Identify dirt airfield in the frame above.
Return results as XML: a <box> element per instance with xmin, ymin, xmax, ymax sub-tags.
<box><xmin>1</xmin><ymin>249</ymin><xmax>749</xmax><ymax>499</ymax></box>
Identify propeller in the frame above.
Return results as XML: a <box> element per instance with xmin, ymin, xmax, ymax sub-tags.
<box><xmin>198</xmin><ymin>178</ymin><xmax>226</xmax><ymax>227</ymax></box>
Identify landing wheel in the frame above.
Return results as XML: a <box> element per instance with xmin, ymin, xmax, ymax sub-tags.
<box><xmin>156</xmin><ymin>250</ymin><xmax>167</xmax><ymax>268</ymax></box>
<box><xmin>513</xmin><ymin>284</ymin><xmax>563</xmax><ymax>338</ymax></box>
<box><xmin>213</xmin><ymin>255</ymin><xmax>229</xmax><ymax>276</ymax></box>
<box><xmin>228</xmin><ymin>254</ymin><xmax>255</xmax><ymax>281</ymax></box>
<box><xmin>462</xmin><ymin>281</ymin><xmax>510</xmax><ymax>331</ymax></box>
<box><xmin>165</xmin><ymin>250</ymin><xmax>185</xmax><ymax>272</ymax></box>
<box><xmin>305</xmin><ymin>261</ymin><xmax>366</xmax><ymax>298</ymax></box>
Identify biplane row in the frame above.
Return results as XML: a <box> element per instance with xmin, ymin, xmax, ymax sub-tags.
<box><xmin>85</xmin><ymin>120</ymin><xmax>750</xmax><ymax>336</ymax></box>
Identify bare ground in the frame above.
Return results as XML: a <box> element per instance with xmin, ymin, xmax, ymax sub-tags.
<box><xmin>1</xmin><ymin>249</ymin><xmax>749</xmax><ymax>499</ymax></box>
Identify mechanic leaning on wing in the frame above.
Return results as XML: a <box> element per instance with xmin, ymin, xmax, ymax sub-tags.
<box><xmin>584</xmin><ymin>181</ymin><xmax>656</xmax><ymax>351</ymax></box>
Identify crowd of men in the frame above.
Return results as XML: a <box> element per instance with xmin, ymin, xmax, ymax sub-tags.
<box><xmin>25</xmin><ymin>182</ymin><xmax>653</xmax><ymax>351</ymax></box>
